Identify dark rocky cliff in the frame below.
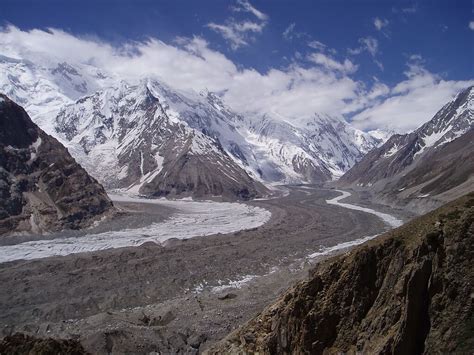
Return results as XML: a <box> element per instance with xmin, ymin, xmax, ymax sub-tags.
<box><xmin>0</xmin><ymin>94</ymin><xmax>114</xmax><ymax>235</ymax></box>
<box><xmin>0</xmin><ymin>333</ymin><xmax>88</xmax><ymax>355</ymax></box>
<box><xmin>209</xmin><ymin>193</ymin><xmax>474</xmax><ymax>354</ymax></box>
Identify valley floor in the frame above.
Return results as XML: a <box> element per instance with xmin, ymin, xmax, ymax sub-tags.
<box><xmin>0</xmin><ymin>187</ymin><xmax>409</xmax><ymax>354</ymax></box>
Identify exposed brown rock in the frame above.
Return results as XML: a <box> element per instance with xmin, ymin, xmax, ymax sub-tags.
<box><xmin>209</xmin><ymin>193</ymin><xmax>474</xmax><ymax>354</ymax></box>
<box><xmin>0</xmin><ymin>94</ymin><xmax>114</xmax><ymax>235</ymax></box>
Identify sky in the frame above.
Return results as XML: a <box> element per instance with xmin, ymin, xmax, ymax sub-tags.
<box><xmin>0</xmin><ymin>0</ymin><xmax>473</xmax><ymax>132</ymax></box>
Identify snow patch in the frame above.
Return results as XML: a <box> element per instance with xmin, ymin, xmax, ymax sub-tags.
<box><xmin>28</xmin><ymin>136</ymin><xmax>42</xmax><ymax>163</ymax></box>
<box><xmin>307</xmin><ymin>234</ymin><xmax>379</xmax><ymax>259</ymax></box>
<box><xmin>383</xmin><ymin>143</ymin><xmax>401</xmax><ymax>158</ymax></box>
<box><xmin>210</xmin><ymin>274</ymin><xmax>258</xmax><ymax>293</ymax></box>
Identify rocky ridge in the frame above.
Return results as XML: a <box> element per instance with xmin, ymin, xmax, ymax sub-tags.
<box><xmin>0</xmin><ymin>94</ymin><xmax>113</xmax><ymax>235</ymax></box>
<box><xmin>209</xmin><ymin>192</ymin><xmax>474</xmax><ymax>354</ymax></box>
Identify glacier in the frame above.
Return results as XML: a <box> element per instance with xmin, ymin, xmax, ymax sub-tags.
<box><xmin>0</xmin><ymin>194</ymin><xmax>272</xmax><ymax>263</ymax></box>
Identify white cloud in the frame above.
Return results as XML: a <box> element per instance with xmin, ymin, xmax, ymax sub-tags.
<box><xmin>401</xmin><ymin>4</ymin><xmax>417</xmax><ymax>13</ymax></box>
<box><xmin>469</xmin><ymin>21</ymin><xmax>474</xmax><ymax>30</ymax></box>
<box><xmin>348</xmin><ymin>37</ymin><xmax>382</xmax><ymax>70</ymax></box>
<box><xmin>392</xmin><ymin>4</ymin><xmax>418</xmax><ymax>14</ymax></box>
<box><xmin>207</xmin><ymin>20</ymin><xmax>265</xmax><ymax>50</ymax></box>
<box><xmin>308</xmin><ymin>40</ymin><xmax>326</xmax><ymax>51</ymax></box>
<box><xmin>1</xmin><ymin>26</ymin><xmax>472</xmax><ymax>134</ymax></box>
<box><xmin>374</xmin><ymin>59</ymin><xmax>384</xmax><ymax>71</ymax></box>
<box><xmin>351</xmin><ymin>60</ymin><xmax>474</xmax><ymax>132</ymax></box>
<box><xmin>374</xmin><ymin>17</ymin><xmax>389</xmax><ymax>31</ymax></box>
<box><xmin>283</xmin><ymin>23</ymin><xmax>296</xmax><ymax>40</ymax></box>
<box><xmin>360</xmin><ymin>37</ymin><xmax>378</xmax><ymax>56</ymax></box>
<box><xmin>282</xmin><ymin>23</ymin><xmax>309</xmax><ymax>41</ymax></box>
<box><xmin>0</xmin><ymin>25</ymin><xmax>364</xmax><ymax>120</ymax></box>
<box><xmin>232</xmin><ymin>0</ymin><xmax>268</xmax><ymax>21</ymax></box>
<box><xmin>207</xmin><ymin>0</ymin><xmax>267</xmax><ymax>49</ymax></box>
<box><xmin>308</xmin><ymin>53</ymin><xmax>357</xmax><ymax>74</ymax></box>
<box><xmin>348</xmin><ymin>37</ymin><xmax>378</xmax><ymax>57</ymax></box>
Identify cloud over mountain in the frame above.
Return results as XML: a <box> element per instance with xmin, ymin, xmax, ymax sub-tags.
<box><xmin>1</xmin><ymin>25</ymin><xmax>471</xmax><ymax>133</ymax></box>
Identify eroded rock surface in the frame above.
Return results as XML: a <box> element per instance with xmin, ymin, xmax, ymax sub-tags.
<box><xmin>209</xmin><ymin>193</ymin><xmax>474</xmax><ymax>354</ymax></box>
<box><xmin>0</xmin><ymin>94</ymin><xmax>114</xmax><ymax>235</ymax></box>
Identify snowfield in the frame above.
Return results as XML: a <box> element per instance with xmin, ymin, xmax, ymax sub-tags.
<box><xmin>0</xmin><ymin>195</ymin><xmax>271</xmax><ymax>263</ymax></box>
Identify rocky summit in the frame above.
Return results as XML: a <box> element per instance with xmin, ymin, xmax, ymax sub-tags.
<box><xmin>209</xmin><ymin>192</ymin><xmax>474</xmax><ymax>354</ymax></box>
<box><xmin>0</xmin><ymin>94</ymin><xmax>114</xmax><ymax>235</ymax></box>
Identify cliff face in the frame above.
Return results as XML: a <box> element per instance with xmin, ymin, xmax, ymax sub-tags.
<box><xmin>209</xmin><ymin>193</ymin><xmax>474</xmax><ymax>354</ymax></box>
<box><xmin>0</xmin><ymin>94</ymin><xmax>114</xmax><ymax>235</ymax></box>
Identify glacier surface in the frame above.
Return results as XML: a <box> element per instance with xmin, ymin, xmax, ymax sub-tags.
<box><xmin>0</xmin><ymin>195</ymin><xmax>271</xmax><ymax>263</ymax></box>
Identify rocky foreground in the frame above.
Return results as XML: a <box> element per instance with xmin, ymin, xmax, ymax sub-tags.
<box><xmin>208</xmin><ymin>192</ymin><xmax>474</xmax><ymax>354</ymax></box>
<box><xmin>0</xmin><ymin>95</ymin><xmax>114</xmax><ymax>235</ymax></box>
<box><xmin>0</xmin><ymin>333</ymin><xmax>87</xmax><ymax>355</ymax></box>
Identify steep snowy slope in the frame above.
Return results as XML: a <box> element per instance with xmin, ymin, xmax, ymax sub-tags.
<box><xmin>55</xmin><ymin>80</ymin><xmax>267</xmax><ymax>200</ymax></box>
<box><xmin>340</xmin><ymin>86</ymin><xmax>474</xmax><ymax>212</ymax></box>
<box><xmin>242</xmin><ymin>113</ymin><xmax>379</xmax><ymax>182</ymax></box>
<box><xmin>368</xmin><ymin>129</ymin><xmax>396</xmax><ymax>144</ymax></box>
<box><xmin>0</xmin><ymin>54</ymin><xmax>116</xmax><ymax>135</ymax></box>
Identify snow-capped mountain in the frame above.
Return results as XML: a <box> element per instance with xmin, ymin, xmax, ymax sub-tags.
<box><xmin>340</xmin><ymin>86</ymin><xmax>474</xmax><ymax>212</ymax></box>
<box><xmin>368</xmin><ymin>129</ymin><xmax>395</xmax><ymax>144</ymax></box>
<box><xmin>54</xmin><ymin>79</ymin><xmax>379</xmax><ymax>191</ymax></box>
<box><xmin>55</xmin><ymin>80</ymin><xmax>267</xmax><ymax>199</ymax></box>
<box><xmin>0</xmin><ymin>54</ymin><xmax>116</xmax><ymax>134</ymax></box>
<box><xmin>1</xmin><ymin>53</ymin><xmax>380</xmax><ymax>198</ymax></box>
<box><xmin>241</xmin><ymin>113</ymin><xmax>378</xmax><ymax>182</ymax></box>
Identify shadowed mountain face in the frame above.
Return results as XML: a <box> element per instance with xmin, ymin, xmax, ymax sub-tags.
<box><xmin>209</xmin><ymin>192</ymin><xmax>474</xmax><ymax>354</ymax></box>
<box><xmin>0</xmin><ymin>95</ymin><xmax>114</xmax><ymax>235</ymax></box>
<box><xmin>339</xmin><ymin>86</ymin><xmax>474</xmax><ymax>213</ymax></box>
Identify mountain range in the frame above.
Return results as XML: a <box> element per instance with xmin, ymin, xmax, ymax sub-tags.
<box><xmin>339</xmin><ymin>86</ymin><xmax>473</xmax><ymax>213</ymax></box>
<box><xmin>1</xmin><ymin>51</ymin><xmax>472</xmax><ymax>205</ymax></box>
<box><xmin>1</xmin><ymin>53</ymin><xmax>380</xmax><ymax>199</ymax></box>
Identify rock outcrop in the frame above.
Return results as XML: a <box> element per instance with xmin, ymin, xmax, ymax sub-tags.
<box><xmin>209</xmin><ymin>192</ymin><xmax>474</xmax><ymax>354</ymax></box>
<box><xmin>0</xmin><ymin>333</ymin><xmax>88</xmax><ymax>355</ymax></box>
<box><xmin>0</xmin><ymin>94</ymin><xmax>114</xmax><ymax>235</ymax></box>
